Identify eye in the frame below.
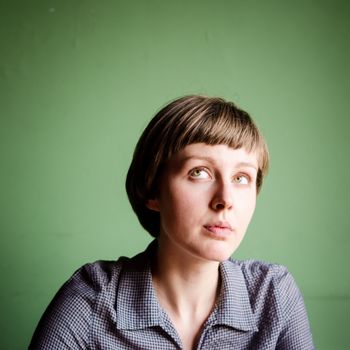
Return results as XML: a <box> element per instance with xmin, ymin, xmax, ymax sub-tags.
<box><xmin>189</xmin><ymin>168</ymin><xmax>210</xmax><ymax>179</ymax></box>
<box><xmin>233</xmin><ymin>174</ymin><xmax>249</xmax><ymax>185</ymax></box>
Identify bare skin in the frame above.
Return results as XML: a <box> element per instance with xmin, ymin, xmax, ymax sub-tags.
<box><xmin>152</xmin><ymin>236</ymin><xmax>221</xmax><ymax>350</ymax></box>
<box><xmin>147</xmin><ymin>144</ymin><xmax>258</xmax><ymax>349</ymax></box>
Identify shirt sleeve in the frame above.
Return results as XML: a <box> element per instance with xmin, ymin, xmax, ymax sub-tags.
<box><xmin>275</xmin><ymin>268</ymin><xmax>315</xmax><ymax>350</ymax></box>
<box><xmin>29</xmin><ymin>263</ymin><xmax>97</xmax><ymax>350</ymax></box>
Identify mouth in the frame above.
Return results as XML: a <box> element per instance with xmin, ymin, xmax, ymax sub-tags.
<box><xmin>203</xmin><ymin>222</ymin><xmax>234</xmax><ymax>240</ymax></box>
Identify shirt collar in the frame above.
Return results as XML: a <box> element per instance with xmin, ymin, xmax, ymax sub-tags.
<box><xmin>215</xmin><ymin>259</ymin><xmax>258</xmax><ymax>332</ymax></box>
<box><xmin>115</xmin><ymin>241</ymin><xmax>163</xmax><ymax>330</ymax></box>
<box><xmin>115</xmin><ymin>241</ymin><xmax>258</xmax><ymax>332</ymax></box>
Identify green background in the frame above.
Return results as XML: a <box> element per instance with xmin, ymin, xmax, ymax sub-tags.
<box><xmin>1</xmin><ymin>1</ymin><xmax>349</xmax><ymax>349</ymax></box>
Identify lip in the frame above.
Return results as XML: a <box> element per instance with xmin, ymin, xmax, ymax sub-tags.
<box><xmin>203</xmin><ymin>221</ymin><xmax>234</xmax><ymax>239</ymax></box>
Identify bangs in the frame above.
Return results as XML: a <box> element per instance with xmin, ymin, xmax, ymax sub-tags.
<box><xmin>162</xmin><ymin>101</ymin><xmax>269</xmax><ymax>175</ymax></box>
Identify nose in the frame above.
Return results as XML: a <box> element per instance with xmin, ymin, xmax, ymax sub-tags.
<box><xmin>210</xmin><ymin>180</ymin><xmax>234</xmax><ymax>211</ymax></box>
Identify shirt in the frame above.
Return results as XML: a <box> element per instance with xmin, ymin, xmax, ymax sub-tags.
<box><xmin>29</xmin><ymin>241</ymin><xmax>315</xmax><ymax>349</ymax></box>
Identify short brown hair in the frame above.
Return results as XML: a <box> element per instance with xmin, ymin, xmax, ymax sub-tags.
<box><xmin>126</xmin><ymin>95</ymin><xmax>269</xmax><ymax>237</ymax></box>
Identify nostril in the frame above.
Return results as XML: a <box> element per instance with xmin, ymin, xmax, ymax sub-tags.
<box><xmin>215</xmin><ymin>203</ymin><xmax>225</xmax><ymax>210</ymax></box>
<box><xmin>211</xmin><ymin>196</ymin><xmax>233</xmax><ymax>211</ymax></box>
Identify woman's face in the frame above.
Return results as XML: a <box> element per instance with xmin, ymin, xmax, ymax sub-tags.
<box><xmin>147</xmin><ymin>143</ymin><xmax>258</xmax><ymax>263</ymax></box>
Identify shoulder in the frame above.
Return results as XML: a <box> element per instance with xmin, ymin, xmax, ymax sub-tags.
<box><xmin>235</xmin><ymin>257</ymin><xmax>291</xmax><ymax>277</ymax></box>
<box><xmin>30</xmin><ymin>247</ymin><xmax>154</xmax><ymax>349</ymax></box>
<box><xmin>230</xmin><ymin>258</ymin><xmax>296</xmax><ymax>288</ymax></box>
<box><xmin>228</xmin><ymin>259</ymin><xmax>314</xmax><ymax>348</ymax></box>
<box><xmin>29</xmin><ymin>258</ymin><xmax>129</xmax><ymax>349</ymax></box>
<box><xmin>56</xmin><ymin>248</ymin><xmax>151</xmax><ymax>304</ymax></box>
<box><xmin>68</xmin><ymin>258</ymin><xmax>126</xmax><ymax>292</ymax></box>
<box><xmin>228</xmin><ymin>258</ymin><xmax>302</xmax><ymax>317</ymax></box>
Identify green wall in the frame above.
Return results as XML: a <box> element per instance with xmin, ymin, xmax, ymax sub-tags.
<box><xmin>1</xmin><ymin>1</ymin><xmax>349</xmax><ymax>349</ymax></box>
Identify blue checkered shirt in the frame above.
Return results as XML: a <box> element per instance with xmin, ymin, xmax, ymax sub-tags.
<box><xmin>29</xmin><ymin>241</ymin><xmax>314</xmax><ymax>349</ymax></box>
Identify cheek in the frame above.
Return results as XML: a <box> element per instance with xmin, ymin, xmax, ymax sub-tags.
<box><xmin>159</xmin><ymin>185</ymin><xmax>204</xmax><ymax>229</ymax></box>
<box><xmin>158</xmin><ymin>186</ymin><xmax>184</xmax><ymax>220</ymax></box>
<box><xmin>163</xmin><ymin>193</ymin><xmax>195</xmax><ymax>221</ymax></box>
<box><xmin>239</xmin><ymin>192</ymin><xmax>257</xmax><ymax>222</ymax></box>
<box><xmin>163</xmin><ymin>181</ymin><xmax>200</xmax><ymax>208</ymax></box>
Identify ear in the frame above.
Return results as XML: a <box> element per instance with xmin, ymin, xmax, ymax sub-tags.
<box><xmin>146</xmin><ymin>199</ymin><xmax>160</xmax><ymax>212</ymax></box>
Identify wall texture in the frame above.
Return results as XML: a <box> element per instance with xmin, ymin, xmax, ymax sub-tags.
<box><xmin>1</xmin><ymin>1</ymin><xmax>349</xmax><ymax>349</ymax></box>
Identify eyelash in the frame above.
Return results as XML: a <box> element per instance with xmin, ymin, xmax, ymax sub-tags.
<box><xmin>189</xmin><ymin>167</ymin><xmax>211</xmax><ymax>179</ymax></box>
<box><xmin>233</xmin><ymin>174</ymin><xmax>251</xmax><ymax>185</ymax></box>
<box><xmin>188</xmin><ymin>168</ymin><xmax>252</xmax><ymax>184</ymax></box>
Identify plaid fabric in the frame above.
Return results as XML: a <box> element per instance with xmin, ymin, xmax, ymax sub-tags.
<box><xmin>29</xmin><ymin>241</ymin><xmax>314</xmax><ymax>349</ymax></box>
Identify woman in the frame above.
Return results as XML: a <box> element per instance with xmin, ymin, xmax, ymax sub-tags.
<box><xmin>30</xmin><ymin>95</ymin><xmax>314</xmax><ymax>349</ymax></box>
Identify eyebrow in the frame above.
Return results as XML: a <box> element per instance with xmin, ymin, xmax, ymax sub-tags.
<box><xmin>181</xmin><ymin>156</ymin><xmax>258</xmax><ymax>170</ymax></box>
<box><xmin>236</xmin><ymin>161</ymin><xmax>258</xmax><ymax>170</ymax></box>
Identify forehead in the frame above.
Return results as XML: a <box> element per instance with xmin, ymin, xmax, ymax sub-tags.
<box><xmin>169</xmin><ymin>143</ymin><xmax>259</xmax><ymax>170</ymax></box>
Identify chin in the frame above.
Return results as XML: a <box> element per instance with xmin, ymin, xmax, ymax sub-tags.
<box><xmin>200</xmin><ymin>247</ymin><xmax>236</xmax><ymax>263</ymax></box>
<box><xmin>197</xmin><ymin>235</ymin><xmax>243</xmax><ymax>262</ymax></box>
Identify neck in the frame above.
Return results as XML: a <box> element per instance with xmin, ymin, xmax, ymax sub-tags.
<box><xmin>151</xmin><ymin>238</ymin><xmax>221</xmax><ymax>318</ymax></box>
